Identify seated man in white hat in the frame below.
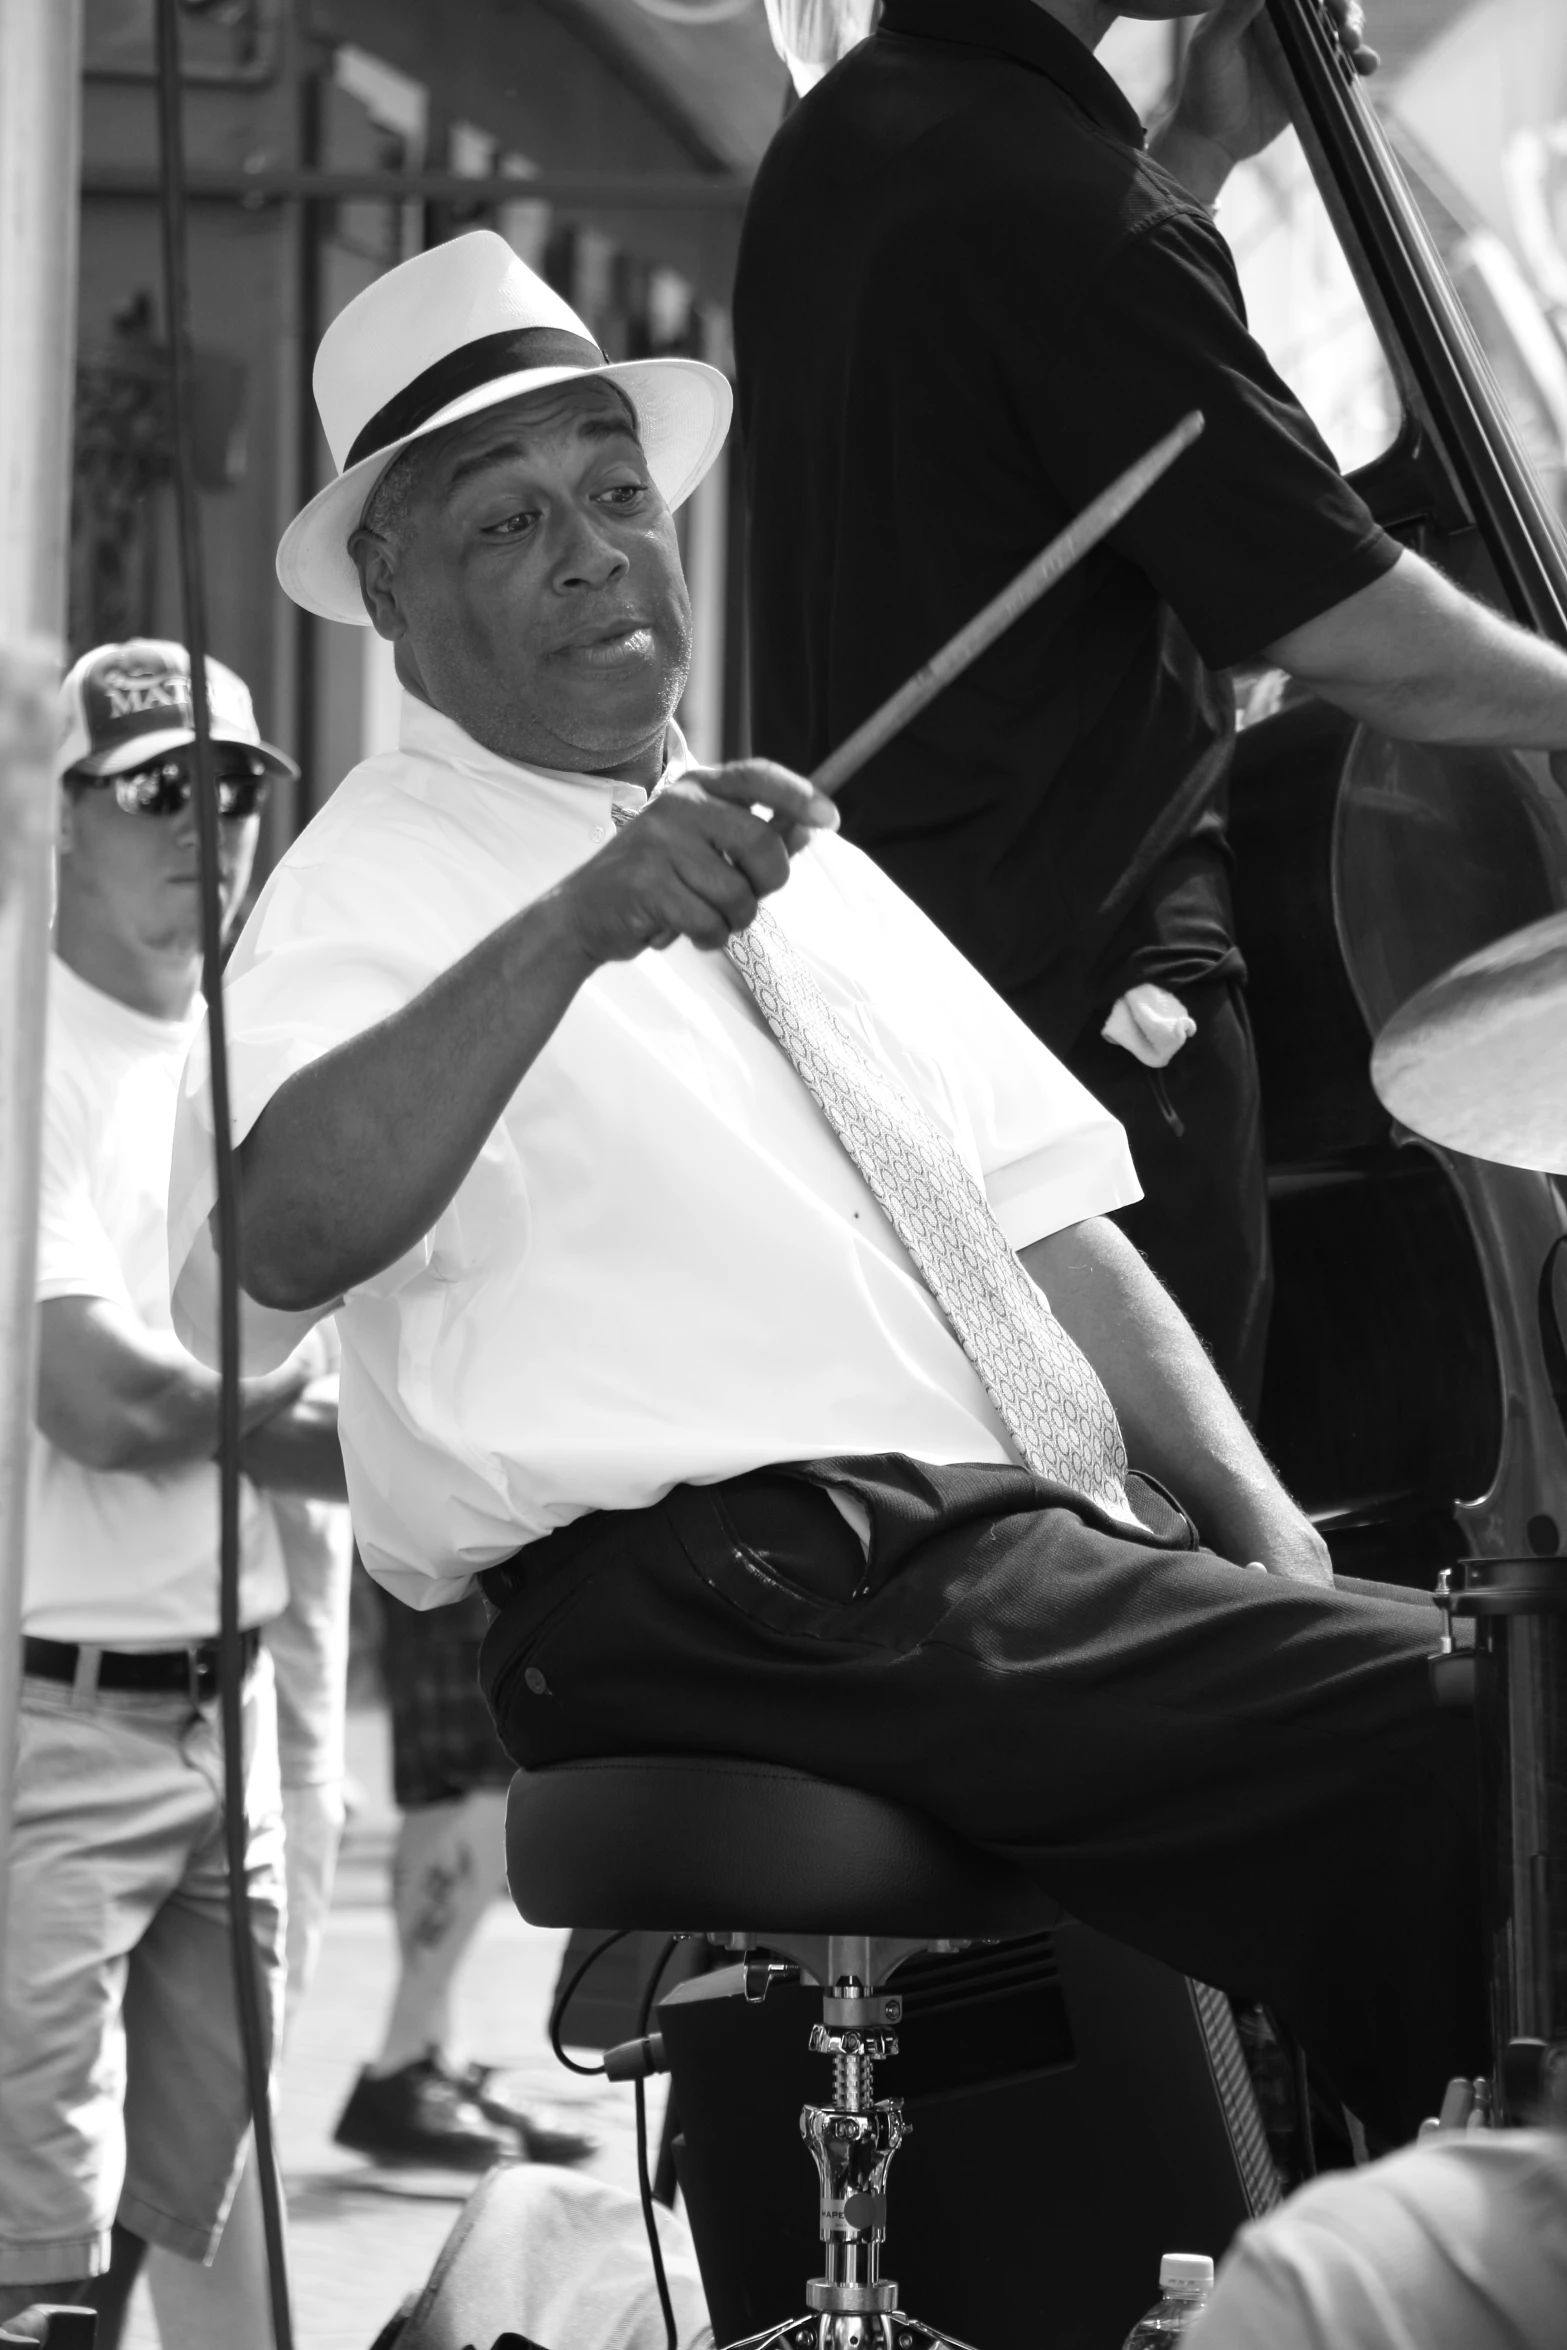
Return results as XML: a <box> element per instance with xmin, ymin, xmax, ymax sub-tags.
<box><xmin>169</xmin><ymin>230</ymin><xmax>1483</xmax><ymax>2154</ymax></box>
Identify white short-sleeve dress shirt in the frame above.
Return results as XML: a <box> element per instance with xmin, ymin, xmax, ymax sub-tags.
<box><xmin>168</xmin><ymin>696</ymin><xmax>1140</xmax><ymax>1607</ymax></box>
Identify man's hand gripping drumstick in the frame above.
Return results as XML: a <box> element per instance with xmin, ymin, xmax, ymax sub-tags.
<box><xmin>610</xmin><ymin>410</ymin><xmax>1206</xmax><ymax>954</ymax></box>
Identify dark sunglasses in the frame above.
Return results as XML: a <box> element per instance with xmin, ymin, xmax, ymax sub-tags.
<box><xmin>80</xmin><ymin>752</ymin><xmax>272</xmax><ymax>819</ymax></box>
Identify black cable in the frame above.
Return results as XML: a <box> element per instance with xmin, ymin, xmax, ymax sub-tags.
<box><xmin>635</xmin><ymin>1937</ymin><xmax>682</xmax><ymax>2350</ymax></box>
<box><xmin>548</xmin><ymin>1928</ymin><xmax>633</xmax><ymax>2075</ymax></box>
<box><xmin>548</xmin><ymin>1928</ymin><xmax>678</xmax><ymax>2341</ymax></box>
<box><xmin>152</xmin><ymin>5</ymin><xmax>293</xmax><ymax>2346</ymax></box>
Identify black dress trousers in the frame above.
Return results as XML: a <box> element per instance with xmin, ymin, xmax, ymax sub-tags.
<box><xmin>481</xmin><ymin>1457</ymin><xmax>1483</xmax><ymax>2150</ymax></box>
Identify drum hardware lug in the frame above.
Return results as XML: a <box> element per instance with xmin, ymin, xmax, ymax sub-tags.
<box><xmin>744</xmin><ymin>1952</ymin><xmax>800</xmax><ymax>2003</ymax></box>
<box><xmin>821</xmin><ymin>1988</ymin><xmax>902</xmax><ymax>2029</ymax></box>
<box><xmin>810</xmin><ymin>2024</ymin><xmax>901</xmax><ymax>2059</ymax></box>
<box><xmin>805</xmin><ymin>2279</ymin><xmax>900</xmax><ymax>2315</ymax></box>
<box><xmin>1429</xmin><ymin>1567</ymin><xmax>1479</xmax><ymax>1709</ymax></box>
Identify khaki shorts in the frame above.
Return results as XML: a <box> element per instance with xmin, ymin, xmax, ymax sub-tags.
<box><xmin>0</xmin><ymin>1655</ymin><xmax>285</xmax><ymax>2285</ymax></box>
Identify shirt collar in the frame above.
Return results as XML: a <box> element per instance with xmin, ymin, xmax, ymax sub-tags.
<box><xmin>878</xmin><ymin>0</ymin><xmax>1145</xmax><ymax>149</ymax></box>
<box><xmin>396</xmin><ymin>689</ymin><xmax>683</xmax><ymax>814</ymax></box>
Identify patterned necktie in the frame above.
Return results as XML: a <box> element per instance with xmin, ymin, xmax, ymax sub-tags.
<box><xmin>725</xmin><ymin>905</ymin><xmax>1132</xmax><ymax>1517</ymax></box>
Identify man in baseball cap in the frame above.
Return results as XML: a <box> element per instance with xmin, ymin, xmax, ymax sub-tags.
<box><xmin>58</xmin><ymin>638</ymin><xmax>298</xmax><ymax>787</ymax></box>
<box><xmin>0</xmin><ymin>642</ymin><xmax>328</xmax><ymax>2344</ymax></box>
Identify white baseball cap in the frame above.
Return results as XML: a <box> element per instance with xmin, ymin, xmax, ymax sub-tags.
<box><xmin>57</xmin><ymin>639</ymin><xmax>299</xmax><ymax>782</ymax></box>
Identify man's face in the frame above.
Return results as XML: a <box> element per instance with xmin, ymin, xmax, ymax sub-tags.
<box><xmin>353</xmin><ymin>378</ymin><xmax>694</xmax><ymax>777</ymax></box>
<box><xmin>56</xmin><ymin>766</ymin><xmax>259</xmax><ymax>966</ymax></box>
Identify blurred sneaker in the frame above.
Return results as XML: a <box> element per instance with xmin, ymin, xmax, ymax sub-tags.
<box><xmin>451</xmin><ymin>2059</ymin><xmax>598</xmax><ymax>2166</ymax></box>
<box><xmin>333</xmin><ymin>2054</ymin><xmax>516</xmax><ymax>2170</ymax></box>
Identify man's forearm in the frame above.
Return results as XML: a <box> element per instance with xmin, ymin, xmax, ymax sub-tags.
<box><xmin>36</xmin><ymin>1296</ymin><xmax>310</xmax><ymax>1473</ymax></box>
<box><xmin>1146</xmin><ymin>121</ymin><xmax>1231</xmax><ymax>213</ymax></box>
<box><xmin>1020</xmin><ymin>1217</ymin><xmax>1330</xmax><ymax>1582</ymax></box>
<box><xmin>236</xmin><ymin>756</ymin><xmax>836</xmax><ymax>1314</ymax></box>
<box><xmin>239</xmin><ymin>885</ymin><xmax>596</xmax><ymax>1313</ymax></box>
<box><xmin>239</xmin><ymin>1377</ymin><xmax>348</xmax><ymax>1500</ymax></box>
<box><xmin>1266</xmin><ymin>549</ymin><xmax>1567</xmax><ymax>752</ymax></box>
<box><xmin>1021</xmin><ymin>1217</ymin><xmax>1273</xmax><ymax>1535</ymax></box>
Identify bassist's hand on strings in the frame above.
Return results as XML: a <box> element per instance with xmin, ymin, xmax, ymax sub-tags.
<box><xmin>1153</xmin><ymin>0</ymin><xmax>1378</xmax><ymax>211</ymax></box>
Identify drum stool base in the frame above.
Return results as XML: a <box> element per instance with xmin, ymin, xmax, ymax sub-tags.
<box><xmin>730</xmin><ymin>2317</ymin><xmax>978</xmax><ymax>2350</ymax></box>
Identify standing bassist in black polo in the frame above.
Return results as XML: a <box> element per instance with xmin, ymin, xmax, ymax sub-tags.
<box><xmin>735</xmin><ymin>0</ymin><xmax>1567</xmax><ymax>1414</ymax></box>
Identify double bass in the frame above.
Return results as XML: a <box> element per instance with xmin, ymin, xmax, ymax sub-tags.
<box><xmin>1229</xmin><ymin>0</ymin><xmax>1567</xmax><ymax>2093</ymax></box>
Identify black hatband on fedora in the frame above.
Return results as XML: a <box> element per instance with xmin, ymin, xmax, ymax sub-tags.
<box><xmin>345</xmin><ymin>326</ymin><xmax>608</xmax><ymax>472</ymax></box>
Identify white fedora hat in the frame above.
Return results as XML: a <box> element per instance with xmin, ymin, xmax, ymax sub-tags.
<box><xmin>277</xmin><ymin>230</ymin><xmax>733</xmax><ymax>627</ymax></box>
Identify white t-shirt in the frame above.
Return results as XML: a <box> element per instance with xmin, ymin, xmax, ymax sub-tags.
<box><xmin>168</xmin><ymin>696</ymin><xmax>1140</xmax><ymax>1609</ymax></box>
<box><xmin>28</xmin><ymin>956</ymin><xmax>285</xmax><ymax>1645</ymax></box>
<box><xmin>1189</xmin><ymin>2132</ymin><xmax>1567</xmax><ymax>2350</ymax></box>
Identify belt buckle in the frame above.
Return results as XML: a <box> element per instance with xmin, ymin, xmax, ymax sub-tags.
<box><xmin>187</xmin><ymin>1646</ymin><xmax>219</xmax><ymax>1705</ymax></box>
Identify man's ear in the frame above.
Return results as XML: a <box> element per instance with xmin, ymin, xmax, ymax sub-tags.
<box><xmin>349</xmin><ymin>528</ymin><xmax>408</xmax><ymax>642</ymax></box>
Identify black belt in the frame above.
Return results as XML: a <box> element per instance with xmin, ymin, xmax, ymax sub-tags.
<box><xmin>22</xmin><ymin>1628</ymin><xmax>262</xmax><ymax>1702</ymax></box>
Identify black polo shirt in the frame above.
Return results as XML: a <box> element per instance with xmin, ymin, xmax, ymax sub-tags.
<box><xmin>733</xmin><ymin>0</ymin><xmax>1399</xmax><ymax>1052</ymax></box>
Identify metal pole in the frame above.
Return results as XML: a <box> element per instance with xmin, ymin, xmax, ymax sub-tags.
<box><xmin>0</xmin><ymin>0</ymin><xmax>85</xmax><ymax>1945</ymax></box>
<box><xmin>150</xmin><ymin>1</ymin><xmax>295</xmax><ymax>2334</ymax></box>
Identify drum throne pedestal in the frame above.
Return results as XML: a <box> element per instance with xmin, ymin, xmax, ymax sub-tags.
<box><xmin>505</xmin><ymin>1753</ymin><xmax>1063</xmax><ymax>2350</ymax></box>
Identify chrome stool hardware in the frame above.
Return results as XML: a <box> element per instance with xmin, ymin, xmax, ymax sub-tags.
<box><xmin>744</xmin><ymin>1952</ymin><xmax>800</xmax><ymax>2003</ymax></box>
<box><xmin>725</xmin><ymin>1943</ymin><xmax>979</xmax><ymax>2350</ymax></box>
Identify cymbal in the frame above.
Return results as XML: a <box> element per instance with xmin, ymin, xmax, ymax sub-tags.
<box><xmin>1371</xmin><ymin>909</ymin><xmax>1567</xmax><ymax>1172</ymax></box>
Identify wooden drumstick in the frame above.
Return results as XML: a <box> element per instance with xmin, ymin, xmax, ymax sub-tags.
<box><xmin>808</xmin><ymin>407</ymin><xmax>1206</xmax><ymax>801</ymax></box>
<box><xmin>643</xmin><ymin>410</ymin><xmax>1206</xmax><ymax>943</ymax></box>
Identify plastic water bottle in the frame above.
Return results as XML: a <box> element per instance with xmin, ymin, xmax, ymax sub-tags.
<box><xmin>1120</xmin><ymin>2252</ymin><xmax>1216</xmax><ymax>2345</ymax></box>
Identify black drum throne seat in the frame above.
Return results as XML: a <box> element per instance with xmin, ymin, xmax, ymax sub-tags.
<box><xmin>507</xmin><ymin>1754</ymin><xmax>1060</xmax><ymax>2350</ymax></box>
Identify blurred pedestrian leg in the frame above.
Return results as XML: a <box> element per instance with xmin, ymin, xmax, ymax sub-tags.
<box><xmin>265</xmin><ymin>1480</ymin><xmax>354</xmax><ymax>2000</ymax></box>
<box><xmin>334</xmin><ymin>1591</ymin><xmax>593</xmax><ymax>2170</ymax></box>
<box><xmin>333</xmin><ymin>1788</ymin><xmax>522</xmax><ymax>2171</ymax></box>
<box><xmin>379</xmin><ymin>1787</ymin><xmax>510</xmax><ymax>2078</ymax></box>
